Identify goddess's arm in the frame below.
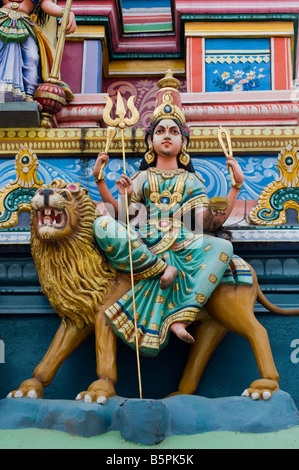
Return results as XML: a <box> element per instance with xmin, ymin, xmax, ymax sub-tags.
<box><xmin>40</xmin><ymin>0</ymin><xmax>76</xmax><ymax>33</ymax></box>
<box><xmin>93</xmin><ymin>153</ymin><xmax>118</xmax><ymax>217</ymax></box>
<box><xmin>93</xmin><ymin>153</ymin><xmax>139</xmax><ymax>221</ymax></box>
<box><xmin>195</xmin><ymin>157</ymin><xmax>244</xmax><ymax>232</ymax></box>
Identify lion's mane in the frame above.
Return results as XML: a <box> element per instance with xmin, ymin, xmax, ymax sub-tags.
<box><xmin>31</xmin><ymin>179</ymin><xmax>116</xmax><ymax>329</ymax></box>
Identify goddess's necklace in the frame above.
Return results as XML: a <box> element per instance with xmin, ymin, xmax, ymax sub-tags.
<box><xmin>10</xmin><ymin>1</ymin><xmax>23</xmax><ymax>10</ymax></box>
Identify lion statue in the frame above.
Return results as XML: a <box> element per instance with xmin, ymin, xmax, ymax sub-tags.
<box><xmin>8</xmin><ymin>178</ymin><xmax>299</xmax><ymax>404</ymax></box>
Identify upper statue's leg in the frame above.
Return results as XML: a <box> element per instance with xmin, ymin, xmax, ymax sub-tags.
<box><xmin>22</xmin><ymin>36</ymin><xmax>40</xmax><ymax>98</ymax></box>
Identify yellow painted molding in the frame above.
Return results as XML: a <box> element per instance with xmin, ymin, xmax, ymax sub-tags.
<box><xmin>185</xmin><ymin>21</ymin><xmax>294</xmax><ymax>38</ymax></box>
<box><xmin>107</xmin><ymin>60</ymin><xmax>185</xmax><ymax>77</ymax></box>
<box><xmin>1</xmin><ymin>127</ymin><xmax>299</xmax><ymax>156</ymax></box>
<box><xmin>60</xmin><ymin>25</ymin><xmax>106</xmax><ymax>40</ymax></box>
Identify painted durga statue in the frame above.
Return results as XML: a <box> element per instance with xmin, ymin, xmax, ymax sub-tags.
<box><xmin>8</xmin><ymin>71</ymin><xmax>299</xmax><ymax>405</ymax></box>
<box><xmin>92</xmin><ymin>71</ymin><xmax>245</xmax><ymax>356</ymax></box>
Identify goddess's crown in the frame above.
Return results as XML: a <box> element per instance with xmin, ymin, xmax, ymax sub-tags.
<box><xmin>151</xmin><ymin>70</ymin><xmax>186</xmax><ymax>129</ymax></box>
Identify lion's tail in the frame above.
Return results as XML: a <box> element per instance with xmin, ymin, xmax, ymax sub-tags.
<box><xmin>257</xmin><ymin>284</ymin><xmax>299</xmax><ymax>316</ymax></box>
<box><xmin>249</xmin><ymin>264</ymin><xmax>299</xmax><ymax>316</ymax></box>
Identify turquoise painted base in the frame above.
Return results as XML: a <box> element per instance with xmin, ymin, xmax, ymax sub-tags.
<box><xmin>1</xmin><ymin>391</ymin><xmax>298</xmax><ymax>446</ymax></box>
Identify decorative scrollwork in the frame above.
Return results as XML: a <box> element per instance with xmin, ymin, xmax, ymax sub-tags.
<box><xmin>0</xmin><ymin>146</ymin><xmax>44</xmax><ymax>229</ymax></box>
<box><xmin>249</xmin><ymin>145</ymin><xmax>299</xmax><ymax>225</ymax></box>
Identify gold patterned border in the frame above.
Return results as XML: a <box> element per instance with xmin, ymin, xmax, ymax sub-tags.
<box><xmin>188</xmin><ymin>126</ymin><xmax>299</xmax><ymax>153</ymax></box>
<box><xmin>0</xmin><ymin>126</ymin><xmax>299</xmax><ymax>156</ymax></box>
<box><xmin>0</xmin><ymin>128</ymin><xmax>145</xmax><ymax>156</ymax></box>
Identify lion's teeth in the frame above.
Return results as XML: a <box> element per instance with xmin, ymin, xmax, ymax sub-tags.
<box><xmin>45</xmin><ymin>209</ymin><xmax>51</xmax><ymax>215</ymax></box>
<box><xmin>54</xmin><ymin>210</ymin><xmax>60</xmax><ymax>216</ymax></box>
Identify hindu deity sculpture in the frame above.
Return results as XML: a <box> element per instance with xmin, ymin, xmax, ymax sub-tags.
<box><xmin>0</xmin><ymin>0</ymin><xmax>76</xmax><ymax>102</ymax></box>
<box><xmin>8</xmin><ymin>74</ymin><xmax>294</xmax><ymax>404</ymax></box>
<box><xmin>92</xmin><ymin>72</ymin><xmax>244</xmax><ymax>356</ymax></box>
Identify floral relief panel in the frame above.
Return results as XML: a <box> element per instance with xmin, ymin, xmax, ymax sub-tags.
<box><xmin>205</xmin><ymin>38</ymin><xmax>271</xmax><ymax>92</ymax></box>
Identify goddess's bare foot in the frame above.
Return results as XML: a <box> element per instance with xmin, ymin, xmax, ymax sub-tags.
<box><xmin>170</xmin><ymin>322</ymin><xmax>195</xmax><ymax>344</ymax></box>
<box><xmin>160</xmin><ymin>265</ymin><xmax>178</xmax><ymax>289</ymax></box>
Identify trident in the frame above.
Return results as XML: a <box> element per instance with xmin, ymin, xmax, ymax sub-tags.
<box><xmin>102</xmin><ymin>92</ymin><xmax>142</xmax><ymax>398</ymax></box>
<box><xmin>217</xmin><ymin>127</ymin><xmax>238</xmax><ymax>188</ymax></box>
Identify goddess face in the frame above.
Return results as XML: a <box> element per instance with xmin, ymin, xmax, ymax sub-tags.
<box><xmin>151</xmin><ymin>119</ymin><xmax>183</xmax><ymax>158</ymax></box>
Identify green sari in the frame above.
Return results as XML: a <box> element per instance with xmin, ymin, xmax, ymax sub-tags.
<box><xmin>94</xmin><ymin>168</ymin><xmax>251</xmax><ymax>357</ymax></box>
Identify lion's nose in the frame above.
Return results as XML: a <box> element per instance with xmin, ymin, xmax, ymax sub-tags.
<box><xmin>39</xmin><ymin>188</ymin><xmax>54</xmax><ymax>206</ymax></box>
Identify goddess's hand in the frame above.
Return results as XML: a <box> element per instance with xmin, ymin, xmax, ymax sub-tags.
<box><xmin>61</xmin><ymin>11</ymin><xmax>77</xmax><ymax>34</ymax></box>
<box><xmin>93</xmin><ymin>152</ymin><xmax>109</xmax><ymax>178</ymax></box>
<box><xmin>226</xmin><ymin>156</ymin><xmax>244</xmax><ymax>187</ymax></box>
<box><xmin>115</xmin><ymin>174</ymin><xmax>134</xmax><ymax>197</ymax></box>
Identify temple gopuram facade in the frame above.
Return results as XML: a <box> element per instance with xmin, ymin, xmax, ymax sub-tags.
<box><xmin>0</xmin><ymin>0</ymin><xmax>299</xmax><ymax>418</ymax></box>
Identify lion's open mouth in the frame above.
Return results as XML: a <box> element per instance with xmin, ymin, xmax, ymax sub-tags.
<box><xmin>36</xmin><ymin>208</ymin><xmax>67</xmax><ymax>229</ymax></box>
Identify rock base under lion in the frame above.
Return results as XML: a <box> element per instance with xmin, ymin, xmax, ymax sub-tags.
<box><xmin>0</xmin><ymin>391</ymin><xmax>298</xmax><ymax>445</ymax></box>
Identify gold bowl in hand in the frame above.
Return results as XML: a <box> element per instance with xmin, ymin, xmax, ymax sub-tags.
<box><xmin>209</xmin><ymin>197</ymin><xmax>230</xmax><ymax>212</ymax></box>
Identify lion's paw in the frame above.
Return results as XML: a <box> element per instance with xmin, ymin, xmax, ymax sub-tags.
<box><xmin>76</xmin><ymin>391</ymin><xmax>108</xmax><ymax>405</ymax></box>
<box><xmin>241</xmin><ymin>378</ymin><xmax>279</xmax><ymax>400</ymax></box>
<box><xmin>75</xmin><ymin>379</ymin><xmax>115</xmax><ymax>405</ymax></box>
<box><xmin>7</xmin><ymin>379</ymin><xmax>43</xmax><ymax>399</ymax></box>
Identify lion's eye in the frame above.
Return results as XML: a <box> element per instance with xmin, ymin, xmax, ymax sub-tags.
<box><xmin>61</xmin><ymin>191</ymin><xmax>68</xmax><ymax>199</ymax></box>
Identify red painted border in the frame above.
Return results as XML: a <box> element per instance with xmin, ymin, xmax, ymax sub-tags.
<box><xmin>272</xmin><ymin>37</ymin><xmax>292</xmax><ymax>90</ymax></box>
<box><xmin>187</xmin><ymin>38</ymin><xmax>204</xmax><ymax>92</ymax></box>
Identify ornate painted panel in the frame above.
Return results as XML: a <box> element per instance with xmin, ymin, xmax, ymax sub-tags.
<box><xmin>186</xmin><ymin>22</ymin><xmax>294</xmax><ymax>93</ymax></box>
<box><xmin>0</xmin><ymin>153</ymin><xmax>279</xmax><ymax>205</ymax></box>
<box><xmin>205</xmin><ymin>38</ymin><xmax>271</xmax><ymax>93</ymax></box>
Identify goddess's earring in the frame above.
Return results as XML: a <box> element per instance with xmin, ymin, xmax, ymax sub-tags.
<box><xmin>145</xmin><ymin>144</ymin><xmax>156</xmax><ymax>164</ymax></box>
<box><xmin>179</xmin><ymin>144</ymin><xmax>190</xmax><ymax>166</ymax></box>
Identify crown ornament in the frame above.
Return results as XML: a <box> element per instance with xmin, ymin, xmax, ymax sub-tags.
<box><xmin>151</xmin><ymin>70</ymin><xmax>186</xmax><ymax>129</ymax></box>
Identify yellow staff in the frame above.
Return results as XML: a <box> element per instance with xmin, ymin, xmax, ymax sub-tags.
<box><xmin>218</xmin><ymin>126</ymin><xmax>238</xmax><ymax>188</ymax></box>
<box><xmin>100</xmin><ymin>92</ymin><xmax>142</xmax><ymax>399</ymax></box>
<box><xmin>49</xmin><ymin>0</ymin><xmax>73</xmax><ymax>82</ymax></box>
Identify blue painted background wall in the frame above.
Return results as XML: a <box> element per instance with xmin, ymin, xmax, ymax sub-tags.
<box><xmin>1</xmin><ymin>311</ymin><xmax>298</xmax><ymax>407</ymax></box>
<box><xmin>0</xmin><ymin>153</ymin><xmax>281</xmax><ymax>203</ymax></box>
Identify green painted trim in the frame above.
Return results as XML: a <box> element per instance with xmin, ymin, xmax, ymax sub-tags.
<box><xmin>0</xmin><ymin>228</ymin><xmax>30</xmax><ymax>232</ymax></box>
<box><xmin>0</xmin><ymin>427</ymin><xmax>299</xmax><ymax>449</ymax></box>
<box><xmin>123</xmin><ymin>23</ymin><xmax>173</xmax><ymax>34</ymax></box>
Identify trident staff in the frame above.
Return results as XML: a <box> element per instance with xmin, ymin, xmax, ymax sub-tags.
<box><xmin>218</xmin><ymin>127</ymin><xmax>242</xmax><ymax>189</ymax></box>
<box><xmin>95</xmin><ymin>92</ymin><xmax>142</xmax><ymax>399</ymax></box>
